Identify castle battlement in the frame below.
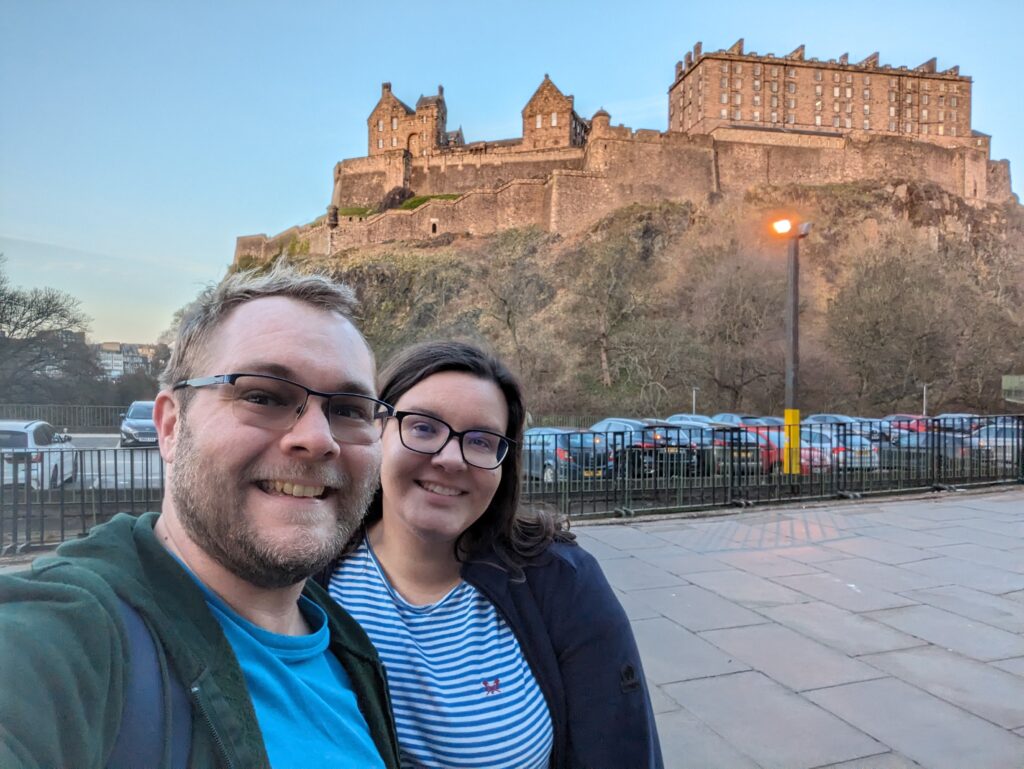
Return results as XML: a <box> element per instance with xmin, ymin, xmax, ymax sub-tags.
<box><xmin>235</xmin><ymin>40</ymin><xmax>1014</xmax><ymax>265</ymax></box>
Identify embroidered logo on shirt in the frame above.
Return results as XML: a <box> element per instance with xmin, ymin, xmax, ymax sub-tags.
<box><xmin>482</xmin><ymin>678</ymin><xmax>501</xmax><ymax>695</ymax></box>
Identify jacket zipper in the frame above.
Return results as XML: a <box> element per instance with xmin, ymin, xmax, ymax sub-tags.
<box><xmin>190</xmin><ymin>682</ymin><xmax>235</xmax><ymax>769</ymax></box>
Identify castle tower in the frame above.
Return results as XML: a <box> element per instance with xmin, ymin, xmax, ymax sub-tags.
<box><xmin>522</xmin><ymin>75</ymin><xmax>589</xmax><ymax>149</ymax></box>
<box><xmin>368</xmin><ymin>82</ymin><xmax>415</xmax><ymax>156</ymax></box>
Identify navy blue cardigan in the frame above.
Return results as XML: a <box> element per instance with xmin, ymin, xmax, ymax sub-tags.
<box><xmin>461</xmin><ymin>541</ymin><xmax>663</xmax><ymax>769</ymax></box>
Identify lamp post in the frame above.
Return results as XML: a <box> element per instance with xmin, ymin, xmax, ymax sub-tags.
<box><xmin>691</xmin><ymin>386</ymin><xmax>699</xmax><ymax>415</ymax></box>
<box><xmin>772</xmin><ymin>218</ymin><xmax>812</xmax><ymax>474</ymax></box>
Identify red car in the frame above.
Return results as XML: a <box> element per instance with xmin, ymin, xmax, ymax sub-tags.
<box><xmin>884</xmin><ymin>414</ymin><xmax>932</xmax><ymax>433</ymax></box>
<box><xmin>745</xmin><ymin>427</ymin><xmax>831</xmax><ymax>474</ymax></box>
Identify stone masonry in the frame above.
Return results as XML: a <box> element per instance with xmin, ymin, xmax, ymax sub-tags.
<box><xmin>235</xmin><ymin>41</ymin><xmax>1016</xmax><ymax>265</ymax></box>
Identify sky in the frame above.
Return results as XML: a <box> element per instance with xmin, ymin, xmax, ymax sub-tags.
<box><xmin>2</xmin><ymin>0</ymin><xmax>1021</xmax><ymax>343</ymax></box>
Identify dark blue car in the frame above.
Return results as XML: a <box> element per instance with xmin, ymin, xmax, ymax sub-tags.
<box><xmin>522</xmin><ymin>427</ymin><xmax>607</xmax><ymax>483</ymax></box>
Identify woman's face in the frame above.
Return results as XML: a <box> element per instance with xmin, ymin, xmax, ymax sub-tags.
<box><xmin>379</xmin><ymin>371</ymin><xmax>508</xmax><ymax>549</ymax></box>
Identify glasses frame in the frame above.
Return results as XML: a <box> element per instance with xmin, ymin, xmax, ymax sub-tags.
<box><xmin>389</xmin><ymin>410</ymin><xmax>515</xmax><ymax>469</ymax></box>
<box><xmin>172</xmin><ymin>372</ymin><xmax>394</xmax><ymax>444</ymax></box>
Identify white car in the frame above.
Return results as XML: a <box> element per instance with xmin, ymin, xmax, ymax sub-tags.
<box><xmin>0</xmin><ymin>420</ymin><xmax>78</xmax><ymax>490</ymax></box>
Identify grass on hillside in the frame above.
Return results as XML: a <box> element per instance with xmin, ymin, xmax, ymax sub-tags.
<box><xmin>399</xmin><ymin>193</ymin><xmax>461</xmax><ymax>210</ymax></box>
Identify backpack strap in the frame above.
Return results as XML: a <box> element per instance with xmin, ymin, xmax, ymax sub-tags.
<box><xmin>107</xmin><ymin>596</ymin><xmax>192</xmax><ymax>769</ymax></box>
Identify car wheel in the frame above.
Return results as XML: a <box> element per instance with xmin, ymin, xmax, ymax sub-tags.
<box><xmin>542</xmin><ymin>465</ymin><xmax>555</xmax><ymax>484</ymax></box>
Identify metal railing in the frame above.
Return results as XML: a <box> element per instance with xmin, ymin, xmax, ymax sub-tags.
<box><xmin>2</xmin><ymin>415</ymin><xmax>1021</xmax><ymax>555</ymax></box>
<box><xmin>0</xmin><ymin>404</ymin><xmax>127</xmax><ymax>433</ymax></box>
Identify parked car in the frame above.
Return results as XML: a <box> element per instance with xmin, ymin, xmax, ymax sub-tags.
<box><xmin>522</xmin><ymin>427</ymin><xmax>607</xmax><ymax>483</ymax></box>
<box><xmin>745</xmin><ymin>428</ymin><xmax>830</xmax><ymax>475</ymax></box>
<box><xmin>879</xmin><ymin>431</ymin><xmax>984</xmax><ymax>474</ymax></box>
<box><xmin>712</xmin><ymin>427</ymin><xmax>762</xmax><ymax>476</ymax></box>
<box><xmin>642</xmin><ymin>419</ymin><xmax>712</xmax><ymax>476</ymax></box>
<box><xmin>883</xmin><ymin>413</ymin><xmax>933</xmax><ymax>433</ymax></box>
<box><xmin>665</xmin><ymin>414</ymin><xmax>715</xmax><ymax>425</ymax></box>
<box><xmin>972</xmin><ymin>425</ymin><xmax>1022</xmax><ymax>468</ymax></box>
<box><xmin>933</xmin><ymin>413</ymin><xmax>984</xmax><ymax>434</ymax></box>
<box><xmin>803</xmin><ymin>414</ymin><xmax>872</xmax><ymax>440</ymax></box>
<box><xmin>712</xmin><ymin>413</ymin><xmax>766</xmax><ymax>427</ymax></box>
<box><xmin>757</xmin><ymin>416</ymin><xmax>785</xmax><ymax>427</ymax></box>
<box><xmin>119</xmin><ymin>401</ymin><xmax>157</xmax><ymax>447</ymax></box>
<box><xmin>589</xmin><ymin>418</ymin><xmax>667</xmax><ymax>478</ymax></box>
<box><xmin>0</xmin><ymin>420</ymin><xmax>78</xmax><ymax>490</ymax></box>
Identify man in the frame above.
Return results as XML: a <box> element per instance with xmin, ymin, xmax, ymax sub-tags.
<box><xmin>0</xmin><ymin>263</ymin><xmax>401</xmax><ymax>768</ymax></box>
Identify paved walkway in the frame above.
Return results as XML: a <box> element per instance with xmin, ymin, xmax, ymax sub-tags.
<box><xmin>576</xmin><ymin>486</ymin><xmax>1024</xmax><ymax>769</ymax></box>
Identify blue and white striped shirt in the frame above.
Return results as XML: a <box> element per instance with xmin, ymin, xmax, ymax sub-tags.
<box><xmin>329</xmin><ymin>537</ymin><xmax>553</xmax><ymax>769</ymax></box>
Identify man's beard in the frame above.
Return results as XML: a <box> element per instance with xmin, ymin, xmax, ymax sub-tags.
<box><xmin>170</xmin><ymin>418</ymin><xmax>378</xmax><ymax>589</ymax></box>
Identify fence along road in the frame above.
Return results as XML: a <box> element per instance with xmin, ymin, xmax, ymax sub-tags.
<box><xmin>2</xmin><ymin>417</ymin><xmax>1023</xmax><ymax>555</ymax></box>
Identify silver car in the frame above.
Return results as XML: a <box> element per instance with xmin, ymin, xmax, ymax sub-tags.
<box><xmin>0</xmin><ymin>420</ymin><xmax>78</xmax><ymax>490</ymax></box>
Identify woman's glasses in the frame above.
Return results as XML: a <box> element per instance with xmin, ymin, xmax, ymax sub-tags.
<box><xmin>390</xmin><ymin>411</ymin><xmax>513</xmax><ymax>469</ymax></box>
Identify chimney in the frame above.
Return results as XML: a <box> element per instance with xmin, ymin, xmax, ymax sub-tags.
<box><xmin>382</xmin><ymin>82</ymin><xmax>391</xmax><ymax>94</ymax></box>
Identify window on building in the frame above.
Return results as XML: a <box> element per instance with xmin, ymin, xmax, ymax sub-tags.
<box><xmin>833</xmin><ymin>86</ymin><xmax>840</xmax><ymax>97</ymax></box>
<box><xmin>889</xmin><ymin>105</ymin><xmax>896</xmax><ymax>117</ymax></box>
<box><xmin>922</xmin><ymin>94</ymin><xmax>929</xmax><ymax>105</ymax></box>
<box><xmin>938</xmin><ymin>95</ymin><xmax>945</xmax><ymax>106</ymax></box>
<box><xmin>863</xmin><ymin>119</ymin><xmax>870</xmax><ymax>129</ymax></box>
<box><xmin>720</xmin><ymin>108</ymin><xmax>728</xmax><ymax>118</ymax></box>
<box><xmin>950</xmin><ymin>125</ymin><xmax>957</xmax><ymax>136</ymax></box>
<box><xmin>733</xmin><ymin>93</ymin><xmax>742</xmax><ymax>105</ymax></box>
<box><xmin>862</xmin><ymin>89</ymin><xmax>870</xmax><ymax>100</ymax></box>
<box><xmin>815</xmin><ymin>99</ymin><xmax>822</xmax><ymax>111</ymax></box>
<box><xmin>845</xmin><ymin>117</ymin><xmax>852</xmax><ymax>128</ymax></box>
<box><xmin>815</xmin><ymin>114</ymin><xmax>822</xmax><ymax>126</ymax></box>
<box><xmin>720</xmin><ymin>93</ymin><xmax>729</xmax><ymax>104</ymax></box>
<box><xmin>890</xmin><ymin>77</ymin><xmax>898</xmax><ymax>87</ymax></box>
<box><xmin>833</xmin><ymin>101</ymin><xmax>840</xmax><ymax>113</ymax></box>
<box><xmin>753</xmin><ymin>110</ymin><xmax>760</xmax><ymax>121</ymax></box>
<box><xmin>377</xmin><ymin>138</ymin><xmax>383</xmax><ymax>148</ymax></box>
<box><xmin>536</xmin><ymin>114</ymin><xmax>542</xmax><ymax>128</ymax></box>
<box><xmin>770</xmin><ymin>81</ymin><xmax>779</xmax><ymax>92</ymax></box>
<box><xmin>864</xmin><ymin>75</ymin><xmax>871</xmax><ymax>85</ymax></box>
<box><xmin>951</xmin><ymin>96</ymin><xmax>958</xmax><ymax>107</ymax></box>
<box><xmin>904</xmin><ymin>107</ymin><xmax>912</xmax><ymax>119</ymax></box>
<box><xmin>938</xmin><ymin>124</ymin><xmax>945</xmax><ymax>135</ymax></box>
<box><xmin>735</xmin><ymin>78</ymin><xmax>743</xmax><ymax>89</ymax></box>
<box><xmin>950</xmin><ymin>110</ymin><xmax>957</xmax><ymax>122</ymax></box>
<box><xmin>770</xmin><ymin>95</ymin><xmax>778</xmax><ymax>108</ymax></box>
<box><xmin>720</xmin><ymin>76</ymin><xmax>728</xmax><ymax>88</ymax></box>
<box><xmin>787</xmin><ymin>67</ymin><xmax>796</xmax><ymax>77</ymax></box>
<box><xmin>754</xmin><ymin>63</ymin><xmax>762</xmax><ymax>75</ymax></box>
<box><xmin>905</xmin><ymin>93</ymin><xmax>913</xmax><ymax>104</ymax></box>
<box><xmin>814</xmin><ymin>70</ymin><xmax>822</xmax><ymax>81</ymax></box>
<box><xmin>833</xmin><ymin>72</ymin><xmax>840</xmax><ymax>82</ymax></box>
<box><xmin>904</xmin><ymin>122</ymin><xmax>911</xmax><ymax>133</ymax></box>
<box><xmin>815</xmin><ymin>84</ymin><xmax>822</xmax><ymax>96</ymax></box>
<box><xmin>377</xmin><ymin>119</ymin><xmax>384</xmax><ymax>131</ymax></box>
<box><xmin>833</xmin><ymin>115</ymin><xmax>841</xmax><ymax>127</ymax></box>
<box><xmin>770</xmin><ymin>111</ymin><xmax>778</xmax><ymax>123</ymax></box>
<box><xmin>921</xmin><ymin>108</ymin><xmax>928</xmax><ymax>119</ymax></box>
<box><xmin>845</xmin><ymin>86</ymin><xmax>852</xmax><ymax>98</ymax></box>
<box><xmin>863</xmin><ymin>104</ymin><xmax>870</xmax><ymax>115</ymax></box>
<box><xmin>846</xmin><ymin>102</ymin><xmax>853</xmax><ymax>113</ymax></box>
<box><xmin>391</xmin><ymin>117</ymin><xmax>398</xmax><ymax>129</ymax></box>
<box><xmin>939</xmin><ymin>110</ymin><xmax>945</xmax><ymax>121</ymax></box>
<box><xmin>889</xmin><ymin>120</ymin><xmax>897</xmax><ymax>131</ymax></box>
<box><xmin>721</xmin><ymin>62</ymin><xmax>729</xmax><ymax>72</ymax></box>
<box><xmin>922</xmin><ymin>123</ymin><xmax>929</xmax><ymax>134</ymax></box>
<box><xmin>771</xmin><ymin>66</ymin><xmax>779</xmax><ymax>77</ymax></box>
<box><xmin>787</xmin><ymin>82</ymin><xmax>796</xmax><ymax>94</ymax></box>
<box><xmin>787</xmin><ymin>98</ymin><xmax>795</xmax><ymax>109</ymax></box>
<box><xmin>734</xmin><ymin>63</ymin><xmax>742</xmax><ymax>73</ymax></box>
<box><xmin>889</xmin><ymin>91</ymin><xmax>896</xmax><ymax>103</ymax></box>
<box><xmin>551</xmin><ymin>112</ymin><xmax>557</xmax><ymax>126</ymax></box>
<box><xmin>787</xmin><ymin>113</ymin><xmax>796</xmax><ymax>124</ymax></box>
<box><xmin>733</xmin><ymin>109</ymin><xmax>742</xmax><ymax>120</ymax></box>
<box><xmin>753</xmin><ymin>79</ymin><xmax>761</xmax><ymax>91</ymax></box>
<box><xmin>391</xmin><ymin>136</ymin><xmax>397</xmax><ymax>146</ymax></box>
<box><xmin>753</xmin><ymin>94</ymin><xmax>761</xmax><ymax>106</ymax></box>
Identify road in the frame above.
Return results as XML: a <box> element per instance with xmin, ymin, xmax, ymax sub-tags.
<box><xmin>68</xmin><ymin>434</ymin><xmax>164</xmax><ymax>490</ymax></box>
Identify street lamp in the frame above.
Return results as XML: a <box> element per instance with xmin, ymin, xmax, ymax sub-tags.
<box><xmin>691</xmin><ymin>386</ymin><xmax>699</xmax><ymax>415</ymax></box>
<box><xmin>772</xmin><ymin>218</ymin><xmax>812</xmax><ymax>474</ymax></box>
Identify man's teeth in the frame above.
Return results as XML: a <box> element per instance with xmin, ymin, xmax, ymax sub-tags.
<box><xmin>420</xmin><ymin>481</ymin><xmax>462</xmax><ymax>497</ymax></box>
<box><xmin>264</xmin><ymin>480</ymin><xmax>325</xmax><ymax>498</ymax></box>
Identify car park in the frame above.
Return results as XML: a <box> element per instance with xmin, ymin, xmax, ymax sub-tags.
<box><xmin>712</xmin><ymin>413</ymin><xmax>766</xmax><ymax>427</ymax></box>
<box><xmin>933</xmin><ymin>413</ymin><xmax>983</xmax><ymax>433</ymax></box>
<box><xmin>883</xmin><ymin>413</ymin><xmax>933</xmax><ymax>433</ymax></box>
<box><xmin>665</xmin><ymin>413</ymin><xmax>715</xmax><ymax>426</ymax></box>
<box><xmin>972</xmin><ymin>425</ymin><xmax>1022</xmax><ymax>468</ymax></box>
<box><xmin>589</xmin><ymin>418</ymin><xmax>667</xmax><ymax>478</ymax></box>
<box><xmin>119</xmin><ymin>401</ymin><xmax>157</xmax><ymax>447</ymax></box>
<box><xmin>0</xmin><ymin>420</ymin><xmax>78</xmax><ymax>490</ymax></box>
<box><xmin>522</xmin><ymin>427</ymin><xmax>607</xmax><ymax>483</ymax></box>
<box><xmin>879</xmin><ymin>430</ymin><xmax>984</xmax><ymax>474</ymax></box>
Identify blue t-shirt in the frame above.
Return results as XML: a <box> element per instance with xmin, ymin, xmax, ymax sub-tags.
<box><xmin>191</xmin><ymin>576</ymin><xmax>385</xmax><ymax>769</ymax></box>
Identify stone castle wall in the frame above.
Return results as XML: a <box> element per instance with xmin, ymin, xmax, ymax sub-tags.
<box><xmin>237</xmin><ymin>122</ymin><xmax>1016</xmax><ymax>265</ymax></box>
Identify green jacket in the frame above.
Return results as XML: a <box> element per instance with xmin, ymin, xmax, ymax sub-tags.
<box><xmin>0</xmin><ymin>513</ymin><xmax>401</xmax><ymax>769</ymax></box>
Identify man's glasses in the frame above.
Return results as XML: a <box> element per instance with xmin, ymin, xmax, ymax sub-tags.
<box><xmin>172</xmin><ymin>373</ymin><xmax>394</xmax><ymax>445</ymax></box>
<box><xmin>390</xmin><ymin>411</ymin><xmax>513</xmax><ymax>469</ymax></box>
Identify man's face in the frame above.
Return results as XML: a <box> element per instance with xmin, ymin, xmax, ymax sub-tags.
<box><xmin>162</xmin><ymin>297</ymin><xmax>381</xmax><ymax>588</ymax></box>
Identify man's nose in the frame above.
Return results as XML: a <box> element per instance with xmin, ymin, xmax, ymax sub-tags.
<box><xmin>281</xmin><ymin>397</ymin><xmax>340</xmax><ymax>457</ymax></box>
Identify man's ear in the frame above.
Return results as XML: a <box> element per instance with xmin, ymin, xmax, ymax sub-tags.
<box><xmin>154</xmin><ymin>390</ymin><xmax>180</xmax><ymax>464</ymax></box>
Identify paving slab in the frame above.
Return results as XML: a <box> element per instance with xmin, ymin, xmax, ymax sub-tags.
<box><xmin>655</xmin><ymin>708</ymin><xmax>760</xmax><ymax>769</ymax></box>
<box><xmin>814</xmin><ymin>752</ymin><xmax>925</xmax><ymax>768</ymax></box>
<box><xmin>683</xmin><ymin>568</ymin><xmax>811</xmax><ymax>607</ymax></box>
<box><xmin>631</xmin><ymin>617</ymin><xmax>749</xmax><ymax>685</ymax></box>
<box><xmin>664</xmin><ymin>671</ymin><xmax>885</xmax><ymax>769</ymax></box>
<box><xmin>598</xmin><ymin>555</ymin><xmax>689</xmax><ymax>592</ymax></box>
<box><xmin>759</xmin><ymin>601</ymin><xmax>925</xmax><ymax>656</ymax></box>
<box><xmin>631</xmin><ymin>545</ymin><xmax>733</xmax><ymax>576</ymax></box>
<box><xmin>707</xmin><ymin>549</ymin><xmax>822</xmax><ymax>578</ymax></box>
<box><xmin>903</xmin><ymin>584</ymin><xmax>1024</xmax><ymax>633</ymax></box>
<box><xmin>900</xmin><ymin>555</ymin><xmax>1024</xmax><ymax>594</ymax></box>
<box><xmin>578</xmin><ymin>524</ymin><xmax>670</xmax><ymax>551</ymax></box>
<box><xmin>845</xmin><ymin>524</ymin><xmax>966</xmax><ymax>549</ymax></box>
<box><xmin>992</xmin><ymin>657</ymin><xmax>1024</xmax><ymax>677</ymax></box>
<box><xmin>630</xmin><ymin>584</ymin><xmax>768</xmax><ymax>632</ymax></box>
<box><xmin>861</xmin><ymin>645</ymin><xmax>1024</xmax><ymax>728</ymax></box>
<box><xmin>771</xmin><ymin>544</ymin><xmax>852</xmax><ymax>564</ymax></box>
<box><xmin>814</xmin><ymin>557</ymin><xmax>947</xmax><ymax>593</ymax></box>
<box><xmin>923</xmin><ymin>524</ymin><xmax>1022</xmax><ymax>550</ymax></box>
<box><xmin>816</xmin><ymin>536</ymin><xmax>937</xmax><ymax>565</ymax></box>
<box><xmin>805</xmin><ymin>677</ymin><xmax>1024</xmax><ymax>769</ymax></box>
<box><xmin>773</xmin><ymin>572</ymin><xmax>918</xmax><ymax>613</ymax></box>
<box><xmin>927</xmin><ymin>542</ymin><xmax>1024</xmax><ymax>573</ymax></box>
<box><xmin>865</xmin><ymin>604</ymin><xmax>1024</xmax><ymax>661</ymax></box>
<box><xmin>698</xmin><ymin>623</ymin><xmax>883</xmax><ymax>691</ymax></box>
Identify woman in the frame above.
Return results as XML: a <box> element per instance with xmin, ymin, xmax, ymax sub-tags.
<box><xmin>323</xmin><ymin>341</ymin><xmax>662</xmax><ymax>769</ymax></box>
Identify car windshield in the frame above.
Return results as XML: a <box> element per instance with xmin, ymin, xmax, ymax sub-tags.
<box><xmin>0</xmin><ymin>431</ymin><xmax>29</xmax><ymax>449</ymax></box>
<box><xmin>127</xmin><ymin>403</ymin><xmax>154</xmax><ymax>419</ymax></box>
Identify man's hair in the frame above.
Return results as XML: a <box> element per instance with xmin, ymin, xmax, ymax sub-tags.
<box><xmin>159</xmin><ymin>261</ymin><xmax>359</xmax><ymax>391</ymax></box>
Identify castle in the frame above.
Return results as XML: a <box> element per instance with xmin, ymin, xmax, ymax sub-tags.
<box><xmin>235</xmin><ymin>40</ymin><xmax>1015</xmax><ymax>263</ymax></box>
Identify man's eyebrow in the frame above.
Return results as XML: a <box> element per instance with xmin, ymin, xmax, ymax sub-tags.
<box><xmin>236</xmin><ymin>363</ymin><xmax>376</xmax><ymax>396</ymax></box>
